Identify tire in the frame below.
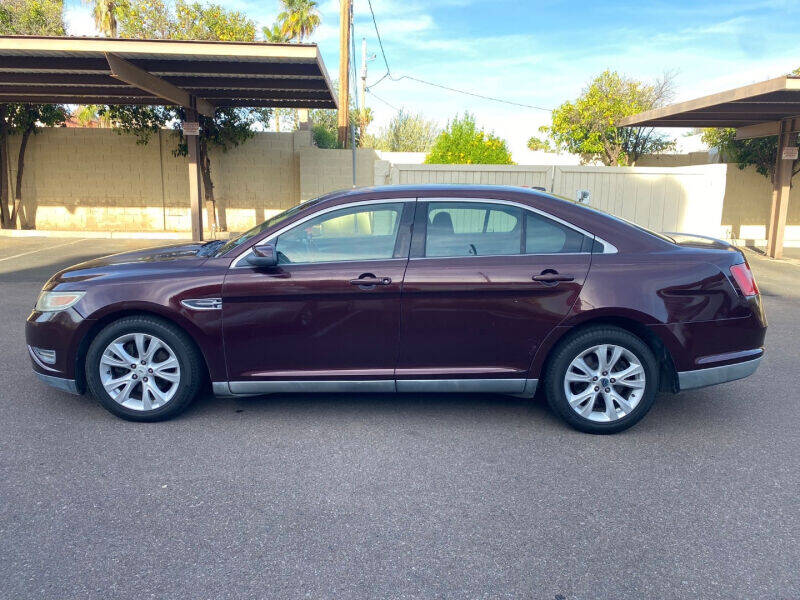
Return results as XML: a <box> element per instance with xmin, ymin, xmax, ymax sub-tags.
<box><xmin>85</xmin><ymin>315</ymin><xmax>204</xmax><ymax>422</ymax></box>
<box><xmin>544</xmin><ymin>326</ymin><xmax>659</xmax><ymax>434</ymax></box>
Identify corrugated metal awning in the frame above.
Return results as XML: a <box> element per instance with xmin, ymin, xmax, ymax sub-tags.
<box><xmin>0</xmin><ymin>36</ymin><xmax>337</xmax><ymax>111</ymax></box>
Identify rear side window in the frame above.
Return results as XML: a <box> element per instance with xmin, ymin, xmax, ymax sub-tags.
<box><xmin>525</xmin><ymin>212</ymin><xmax>589</xmax><ymax>254</ymax></box>
<box><xmin>423</xmin><ymin>200</ymin><xmax>593</xmax><ymax>257</ymax></box>
<box><xmin>425</xmin><ymin>202</ymin><xmax>522</xmax><ymax>257</ymax></box>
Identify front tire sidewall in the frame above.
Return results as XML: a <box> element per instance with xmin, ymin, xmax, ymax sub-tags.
<box><xmin>545</xmin><ymin>327</ymin><xmax>659</xmax><ymax>434</ymax></box>
<box><xmin>86</xmin><ymin>316</ymin><xmax>202</xmax><ymax>422</ymax></box>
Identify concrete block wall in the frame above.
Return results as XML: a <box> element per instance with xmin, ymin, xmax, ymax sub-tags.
<box><xmin>4</xmin><ymin>128</ymin><xmax>799</xmax><ymax>245</ymax></box>
<box><xmin>298</xmin><ymin>148</ymin><xmax>378</xmax><ymax>201</ymax></box>
<box><xmin>6</xmin><ymin>128</ymin><xmax>320</xmax><ymax>232</ymax></box>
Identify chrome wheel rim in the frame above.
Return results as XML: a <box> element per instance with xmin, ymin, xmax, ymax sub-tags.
<box><xmin>563</xmin><ymin>344</ymin><xmax>646</xmax><ymax>422</ymax></box>
<box><xmin>99</xmin><ymin>333</ymin><xmax>180</xmax><ymax>411</ymax></box>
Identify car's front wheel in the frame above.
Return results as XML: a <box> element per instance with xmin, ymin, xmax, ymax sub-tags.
<box><xmin>85</xmin><ymin>316</ymin><xmax>203</xmax><ymax>421</ymax></box>
<box><xmin>544</xmin><ymin>326</ymin><xmax>659</xmax><ymax>434</ymax></box>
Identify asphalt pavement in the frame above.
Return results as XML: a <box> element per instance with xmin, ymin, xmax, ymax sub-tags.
<box><xmin>1</xmin><ymin>237</ymin><xmax>798</xmax><ymax>599</ymax></box>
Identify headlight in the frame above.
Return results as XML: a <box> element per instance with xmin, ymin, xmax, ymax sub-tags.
<box><xmin>35</xmin><ymin>291</ymin><xmax>86</xmax><ymax>312</ymax></box>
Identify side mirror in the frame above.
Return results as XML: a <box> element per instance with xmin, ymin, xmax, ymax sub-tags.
<box><xmin>246</xmin><ymin>243</ymin><xmax>278</xmax><ymax>267</ymax></box>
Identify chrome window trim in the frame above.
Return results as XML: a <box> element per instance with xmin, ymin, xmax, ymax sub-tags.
<box><xmin>422</xmin><ymin>197</ymin><xmax>617</xmax><ymax>255</ymax></box>
<box><xmin>231</xmin><ymin>198</ymin><xmax>415</xmax><ymax>268</ymax></box>
<box><xmin>231</xmin><ymin>195</ymin><xmax>617</xmax><ymax>267</ymax></box>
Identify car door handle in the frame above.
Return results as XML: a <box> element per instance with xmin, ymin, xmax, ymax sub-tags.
<box><xmin>349</xmin><ymin>276</ymin><xmax>392</xmax><ymax>286</ymax></box>
<box><xmin>532</xmin><ymin>273</ymin><xmax>575</xmax><ymax>283</ymax></box>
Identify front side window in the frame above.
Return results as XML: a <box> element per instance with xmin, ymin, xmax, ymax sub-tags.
<box><xmin>275</xmin><ymin>203</ymin><xmax>404</xmax><ymax>264</ymax></box>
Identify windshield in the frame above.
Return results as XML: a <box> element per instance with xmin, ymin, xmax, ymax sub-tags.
<box><xmin>214</xmin><ymin>197</ymin><xmax>325</xmax><ymax>257</ymax></box>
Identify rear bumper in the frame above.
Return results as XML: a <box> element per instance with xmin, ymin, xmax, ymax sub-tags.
<box><xmin>34</xmin><ymin>371</ymin><xmax>81</xmax><ymax>395</ymax></box>
<box><xmin>678</xmin><ymin>356</ymin><xmax>762</xmax><ymax>391</ymax></box>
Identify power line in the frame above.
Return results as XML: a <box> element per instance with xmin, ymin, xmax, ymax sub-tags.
<box><xmin>364</xmin><ymin>0</ymin><xmax>552</xmax><ymax>113</ymax></box>
<box><xmin>367</xmin><ymin>89</ymin><xmax>400</xmax><ymax>112</ymax></box>
<box><xmin>390</xmin><ymin>75</ymin><xmax>552</xmax><ymax>112</ymax></box>
<box><xmin>366</xmin><ymin>0</ymin><xmax>391</xmax><ymax>87</ymax></box>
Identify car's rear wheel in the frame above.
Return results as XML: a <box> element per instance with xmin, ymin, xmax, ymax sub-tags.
<box><xmin>544</xmin><ymin>326</ymin><xmax>659</xmax><ymax>434</ymax></box>
<box><xmin>86</xmin><ymin>316</ymin><xmax>203</xmax><ymax>421</ymax></box>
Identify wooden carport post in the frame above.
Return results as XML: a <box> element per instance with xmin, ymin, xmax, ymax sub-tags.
<box><xmin>766</xmin><ymin>117</ymin><xmax>798</xmax><ymax>259</ymax></box>
<box><xmin>185</xmin><ymin>105</ymin><xmax>203</xmax><ymax>242</ymax></box>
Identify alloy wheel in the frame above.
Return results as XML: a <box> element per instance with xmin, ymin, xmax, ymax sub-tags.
<box><xmin>563</xmin><ymin>344</ymin><xmax>646</xmax><ymax>422</ymax></box>
<box><xmin>98</xmin><ymin>333</ymin><xmax>181</xmax><ymax>411</ymax></box>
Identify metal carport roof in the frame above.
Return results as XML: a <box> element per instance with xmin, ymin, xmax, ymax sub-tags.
<box><xmin>619</xmin><ymin>75</ymin><xmax>800</xmax><ymax>259</ymax></box>
<box><xmin>0</xmin><ymin>36</ymin><xmax>337</xmax><ymax>113</ymax></box>
<box><xmin>0</xmin><ymin>36</ymin><xmax>338</xmax><ymax>240</ymax></box>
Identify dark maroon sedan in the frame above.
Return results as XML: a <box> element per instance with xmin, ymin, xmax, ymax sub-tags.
<box><xmin>26</xmin><ymin>185</ymin><xmax>766</xmax><ymax>433</ymax></box>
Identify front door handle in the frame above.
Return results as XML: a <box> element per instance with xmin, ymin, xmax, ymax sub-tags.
<box><xmin>349</xmin><ymin>275</ymin><xmax>392</xmax><ymax>287</ymax></box>
<box><xmin>532</xmin><ymin>272</ymin><xmax>575</xmax><ymax>283</ymax></box>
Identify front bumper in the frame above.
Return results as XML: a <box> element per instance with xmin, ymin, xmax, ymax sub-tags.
<box><xmin>678</xmin><ymin>355</ymin><xmax>763</xmax><ymax>391</ymax></box>
<box><xmin>26</xmin><ymin>307</ymin><xmax>92</xmax><ymax>392</ymax></box>
<box><xmin>34</xmin><ymin>371</ymin><xmax>81</xmax><ymax>395</ymax></box>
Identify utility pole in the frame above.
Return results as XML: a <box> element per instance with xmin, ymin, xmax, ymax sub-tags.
<box><xmin>359</xmin><ymin>37</ymin><xmax>367</xmax><ymax>113</ymax></box>
<box><xmin>337</xmin><ymin>0</ymin><xmax>352</xmax><ymax>148</ymax></box>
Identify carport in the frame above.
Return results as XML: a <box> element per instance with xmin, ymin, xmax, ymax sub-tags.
<box><xmin>619</xmin><ymin>75</ymin><xmax>800</xmax><ymax>259</ymax></box>
<box><xmin>0</xmin><ymin>36</ymin><xmax>337</xmax><ymax>240</ymax></box>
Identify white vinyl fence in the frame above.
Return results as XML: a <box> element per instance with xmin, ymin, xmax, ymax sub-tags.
<box><xmin>375</xmin><ymin>162</ymin><xmax>729</xmax><ymax>238</ymax></box>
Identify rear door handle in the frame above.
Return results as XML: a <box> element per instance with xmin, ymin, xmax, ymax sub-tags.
<box><xmin>349</xmin><ymin>276</ymin><xmax>392</xmax><ymax>286</ymax></box>
<box><xmin>532</xmin><ymin>273</ymin><xmax>575</xmax><ymax>283</ymax></box>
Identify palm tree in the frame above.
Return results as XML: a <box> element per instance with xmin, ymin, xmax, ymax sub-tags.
<box><xmin>262</xmin><ymin>23</ymin><xmax>290</xmax><ymax>43</ymax></box>
<box><xmin>277</xmin><ymin>0</ymin><xmax>320</xmax><ymax>42</ymax></box>
<box><xmin>84</xmin><ymin>0</ymin><xmax>117</xmax><ymax>37</ymax></box>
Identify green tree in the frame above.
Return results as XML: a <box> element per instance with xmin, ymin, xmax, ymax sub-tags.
<box><xmin>364</xmin><ymin>109</ymin><xmax>440</xmax><ymax>152</ymax></box>
<box><xmin>0</xmin><ymin>0</ymin><xmax>68</xmax><ymax>229</ymax></box>
<box><xmin>701</xmin><ymin>67</ymin><xmax>800</xmax><ymax>183</ymax></box>
<box><xmin>276</xmin><ymin>0</ymin><xmax>319</xmax><ymax>42</ymax></box>
<box><xmin>108</xmin><ymin>0</ymin><xmax>266</xmax><ymax>230</ymax></box>
<box><xmin>117</xmin><ymin>0</ymin><xmax>255</xmax><ymax>40</ymax></box>
<box><xmin>536</xmin><ymin>70</ymin><xmax>676</xmax><ymax>165</ymax></box>
<box><xmin>84</xmin><ymin>0</ymin><xmax>117</xmax><ymax>36</ymax></box>
<box><xmin>424</xmin><ymin>113</ymin><xmax>513</xmax><ymax>165</ymax></box>
<box><xmin>262</xmin><ymin>22</ymin><xmax>289</xmax><ymax>42</ymax></box>
<box><xmin>526</xmin><ymin>131</ymin><xmax>555</xmax><ymax>153</ymax></box>
<box><xmin>309</xmin><ymin>106</ymin><xmax>371</xmax><ymax>149</ymax></box>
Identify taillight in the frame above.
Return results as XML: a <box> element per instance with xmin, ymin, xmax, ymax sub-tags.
<box><xmin>730</xmin><ymin>262</ymin><xmax>759</xmax><ymax>297</ymax></box>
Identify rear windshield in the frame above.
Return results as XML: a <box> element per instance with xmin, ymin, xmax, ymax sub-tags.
<box><xmin>557</xmin><ymin>194</ymin><xmax>676</xmax><ymax>244</ymax></box>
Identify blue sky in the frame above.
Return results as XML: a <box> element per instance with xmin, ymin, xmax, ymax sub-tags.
<box><xmin>64</xmin><ymin>0</ymin><xmax>800</xmax><ymax>157</ymax></box>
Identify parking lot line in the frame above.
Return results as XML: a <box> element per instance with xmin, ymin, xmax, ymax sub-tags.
<box><xmin>0</xmin><ymin>238</ymin><xmax>86</xmax><ymax>263</ymax></box>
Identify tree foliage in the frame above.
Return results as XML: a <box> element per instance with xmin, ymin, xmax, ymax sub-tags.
<box><xmin>701</xmin><ymin>127</ymin><xmax>800</xmax><ymax>183</ymax></box>
<box><xmin>526</xmin><ymin>133</ymin><xmax>555</xmax><ymax>153</ymax></box>
<box><xmin>363</xmin><ymin>110</ymin><xmax>440</xmax><ymax>152</ymax></box>
<box><xmin>424</xmin><ymin>113</ymin><xmax>513</xmax><ymax>164</ymax></box>
<box><xmin>84</xmin><ymin>0</ymin><xmax>117</xmax><ymax>36</ymax></box>
<box><xmin>116</xmin><ymin>0</ymin><xmax>255</xmax><ymax>40</ymax></box>
<box><xmin>535</xmin><ymin>70</ymin><xmax>676</xmax><ymax>165</ymax></box>
<box><xmin>275</xmin><ymin>0</ymin><xmax>319</xmax><ymax>42</ymax></box>
<box><xmin>0</xmin><ymin>0</ymin><xmax>64</xmax><ymax>34</ymax></box>
<box><xmin>0</xmin><ymin>0</ymin><xmax>67</xmax><ymax>229</ymax></box>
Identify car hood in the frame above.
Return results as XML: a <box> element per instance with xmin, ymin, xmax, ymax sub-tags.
<box><xmin>45</xmin><ymin>242</ymin><xmax>212</xmax><ymax>289</ymax></box>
